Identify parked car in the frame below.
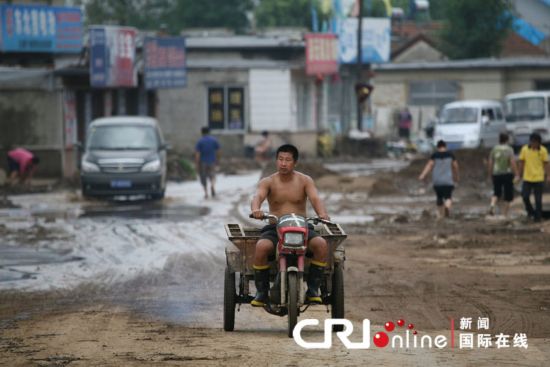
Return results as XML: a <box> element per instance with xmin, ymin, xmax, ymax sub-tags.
<box><xmin>80</xmin><ymin>116</ymin><xmax>168</xmax><ymax>200</ymax></box>
<box><xmin>505</xmin><ymin>90</ymin><xmax>550</xmax><ymax>149</ymax></box>
<box><xmin>433</xmin><ymin>100</ymin><xmax>506</xmax><ymax>150</ymax></box>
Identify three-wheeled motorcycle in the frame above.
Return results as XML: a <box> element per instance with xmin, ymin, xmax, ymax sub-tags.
<box><xmin>223</xmin><ymin>213</ymin><xmax>347</xmax><ymax>337</ymax></box>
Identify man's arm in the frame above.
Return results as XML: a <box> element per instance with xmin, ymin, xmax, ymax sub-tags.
<box><xmin>452</xmin><ymin>160</ymin><xmax>459</xmax><ymax>183</ymax></box>
<box><xmin>418</xmin><ymin>160</ymin><xmax>434</xmax><ymax>181</ymax></box>
<box><xmin>305</xmin><ymin>176</ymin><xmax>329</xmax><ymax>220</ymax></box>
<box><xmin>510</xmin><ymin>155</ymin><xmax>520</xmax><ymax>180</ymax></box>
<box><xmin>250</xmin><ymin>178</ymin><xmax>270</xmax><ymax>219</ymax></box>
<box><xmin>194</xmin><ymin>151</ymin><xmax>200</xmax><ymax>170</ymax></box>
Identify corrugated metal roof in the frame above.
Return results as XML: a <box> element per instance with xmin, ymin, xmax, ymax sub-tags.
<box><xmin>186</xmin><ymin>36</ymin><xmax>304</xmax><ymax>49</ymax></box>
<box><xmin>373</xmin><ymin>57</ymin><xmax>550</xmax><ymax>71</ymax></box>
<box><xmin>187</xmin><ymin>58</ymin><xmax>302</xmax><ymax>69</ymax></box>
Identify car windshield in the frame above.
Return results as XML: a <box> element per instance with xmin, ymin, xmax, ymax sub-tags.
<box><xmin>505</xmin><ymin>97</ymin><xmax>546</xmax><ymax>122</ymax></box>
<box><xmin>87</xmin><ymin>125</ymin><xmax>158</xmax><ymax>150</ymax></box>
<box><xmin>440</xmin><ymin>107</ymin><xmax>479</xmax><ymax>124</ymax></box>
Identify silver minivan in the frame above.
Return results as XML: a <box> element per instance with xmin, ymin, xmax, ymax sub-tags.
<box><xmin>80</xmin><ymin>116</ymin><xmax>168</xmax><ymax>199</ymax></box>
<box><xmin>433</xmin><ymin>100</ymin><xmax>506</xmax><ymax>149</ymax></box>
<box><xmin>505</xmin><ymin>90</ymin><xmax>550</xmax><ymax>149</ymax></box>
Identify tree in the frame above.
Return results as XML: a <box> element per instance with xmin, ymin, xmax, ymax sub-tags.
<box><xmin>255</xmin><ymin>0</ymin><xmax>312</xmax><ymax>29</ymax></box>
<box><xmin>166</xmin><ymin>0</ymin><xmax>252</xmax><ymax>34</ymax></box>
<box><xmin>80</xmin><ymin>0</ymin><xmax>252</xmax><ymax>34</ymax></box>
<box><xmin>439</xmin><ymin>0</ymin><xmax>513</xmax><ymax>59</ymax></box>
<box><xmin>80</xmin><ymin>0</ymin><xmax>170</xmax><ymax>29</ymax></box>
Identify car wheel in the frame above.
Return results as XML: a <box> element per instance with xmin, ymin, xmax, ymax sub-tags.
<box><xmin>151</xmin><ymin>190</ymin><xmax>165</xmax><ymax>200</ymax></box>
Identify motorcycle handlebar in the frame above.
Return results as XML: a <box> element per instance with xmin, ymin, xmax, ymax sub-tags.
<box><xmin>248</xmin><ymin>213</ymin><xmax>333</xmax><ymax>225</ymax></box>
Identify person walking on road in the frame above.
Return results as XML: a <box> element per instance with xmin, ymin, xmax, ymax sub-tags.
<box><xmin>518</xmin><ymin>133</ymin><xmax>550</xmax><ymax>222</ymax></box>
<box><xmin>254</xmin><ymin>130</ymin><xmax>272</xmax><ymax>166</ymax></box>
<box><xmin>488</xmin><ymin>133</ymin><xmax>520</xmax><ymax>217</ymax></box>
<box><xmin>6</xmin><ymin>147</ymin><xmax>40</xmax><ymax>187</ymax></box>
<box><xmin>418</xmin><ymin>140</ymin><xmax>459</xmax><ymax>218</ymax></box>
<box><xmin>195</xmin><ymin>127</ymin><xmax>220</xmax><ymax>199</ymax></box>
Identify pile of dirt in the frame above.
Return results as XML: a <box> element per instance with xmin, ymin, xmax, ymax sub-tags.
<box><xmin>396</xmin><ymin>148</ymin><xmax>490</xmax><ymax>182</ymax></box>
<box><xmin>316</xmin><ymin>175</ymin><xmax>376</xmax><ymax>193</ymax></box>
<box><xmin>260</xmin><ymin>161</ymin><xmax>335</xmax><ymax>180</ymax></box>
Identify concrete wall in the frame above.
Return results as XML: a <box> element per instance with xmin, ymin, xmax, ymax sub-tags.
<box><xmin>0</xmin><ymin>90</ymin><xmax>63</xmax><ymax>176</ymax></box>
<box><xmin>156</xmin><ymin>69</ymin><xmax>249</xmax><ymax>155</ymax></box>
<box><xmin>371</xmin><ymin>68</ymin><xmax>538</xmax><ymax>138</ymax></box>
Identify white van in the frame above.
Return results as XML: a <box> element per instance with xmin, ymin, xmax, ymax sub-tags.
<box><xmin>504</xmin><ymin>91</ymin><xmax>550</xmax><ymax>148</ymax></box>
<box><xmin>433</xmin><ymin>100</ymin><xmax>506</xmax><ymax>149</ymax></box>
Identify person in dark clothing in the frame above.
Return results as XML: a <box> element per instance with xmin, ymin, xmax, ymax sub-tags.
<box><xmin>194</xmin><ymin>127</ymin><xmax>220</xmax><ymax>199</ymax></box>
<box><xmin>418</xmin><ymin>140</ymin><xmax>460</xmax><ymax>218</ymax></box>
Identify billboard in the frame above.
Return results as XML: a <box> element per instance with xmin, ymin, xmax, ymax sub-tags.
<box><xmin>0</xmin><ymin>4</ymin><xmax>82</xmax><ymax>53</ymax></box>
<box><xmin>305</xmin><ymin>33</ymin><xmax>338</xmax><ymax>76</ymax></box>
<box><xmin>89</xmin><ymin>26</ymin><xmax>137</xmax><ymax>88</ymax></box>
<box><xmin>143</xmin><ymin>36</ymin><xmax>187</xmax><ymax>89</ymax></box>
<box><xmin>338</xmin><ymin>17</ymin><xmax>391</xmax><ymax>64</ymax></box>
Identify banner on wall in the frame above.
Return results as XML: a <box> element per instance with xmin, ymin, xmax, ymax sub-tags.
<box><xmin>143</xmin><ymin>36</ymin><xmax>187</xmax><ymax>89</ymax></box>
<box><xmin>63</xmin><ymin>91</ymin><xmax>77</xmax><ymax>149</ymax></box>
<box><xmin>89</xmin><ymin>25</ymin><xmax>137</xmax><ymax>88</ymax></box>
<box><xmin>0</xmin><ymin>4</ymin><xmax>82</xmax><ymax>53</ymax></box>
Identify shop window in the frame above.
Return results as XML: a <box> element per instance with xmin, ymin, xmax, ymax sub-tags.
<box><xmin>208</xmin><ymin>86</ymin><xmax>245</xmax><ymax>130</ymax></box>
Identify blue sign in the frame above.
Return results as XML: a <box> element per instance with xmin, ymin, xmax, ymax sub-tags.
<box><xmin>144</xmin><ymin>36</ymin><xmax>187</xmax><ymax>90</ymax></box>
<box><xmin>0</xmin><ymin>4</ymin><xmax>82</xmax><ymax>53</ymax></box>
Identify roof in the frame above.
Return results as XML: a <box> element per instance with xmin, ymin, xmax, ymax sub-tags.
<box><xmin>444</xmin><ymin>100</ymin><xmax>502</xmax><ymax>108</ymax></box>
<box><xmin>373</xmin><ymin>57</ymin><xmax>550</xmax><ymax>71</ymax></box>
<box><xmin>90</xmin><ymin>116</ymin><xmax>158</xmax><ymax>127</ymax></box>
<box><xmin>186</xmin><ymin>36</ymin><xmax>304</xmax><ymax>49</ymax></box>
<box><xmin>505</xmin><ymin>90</ymin><xmax>550</xmax><ymax>99</ymax></box>
<box><xmin>390</xmin><ymin>33</ymin><xmax>443</xmax><ymax>60</ymax></box>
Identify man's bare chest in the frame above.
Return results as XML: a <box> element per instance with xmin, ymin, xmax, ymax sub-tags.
<box><xmin>268</xmin><ymin>183</ymin><xmax>306</xmax><ymax>205</ymax></box>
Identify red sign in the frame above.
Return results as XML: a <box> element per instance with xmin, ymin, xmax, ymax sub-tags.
<box><xmin>305</xmin><ymin>33</ymin><xmax>338</xmax><ymax>76</ymax></box>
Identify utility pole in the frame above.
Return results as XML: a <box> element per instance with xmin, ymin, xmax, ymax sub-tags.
<box><xmin>356</xmin><ymin>0</ymin><xmax>363</xmax><ymax>131</ymax></box>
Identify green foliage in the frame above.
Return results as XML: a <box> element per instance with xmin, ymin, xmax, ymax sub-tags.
<box><xmin>166</xmin><ymin>0</ymin><xmax>253</xmax><ymax>34</ymax></box>
<box><xmin>179</xmin><ymin>157</ymin><xmax>196</xmax><ymax>179</ymax></box>
<box><xmin>439</xmin><ymin>0</ymin><xmax>513</xmax><ymax>59</ymax></box>
<box><xmin>80</xmin><ymin>0</ymin><xmax>252</xmax><ymax>34</ymax></box>
<box><xmin>255</xmin><ymin>0</ymin><xmax>312</xmax><ymax>29</ymax></box>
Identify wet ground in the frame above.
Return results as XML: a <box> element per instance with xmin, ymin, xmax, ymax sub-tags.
<box><xmin>1</xmin><ymin>155</ymin><xmax>550</xmax><ymax>366</ymax></box>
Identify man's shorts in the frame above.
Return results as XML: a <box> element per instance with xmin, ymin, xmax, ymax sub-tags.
<box><xmin>7</xmin><ymin>156</ymin><xmax>19</xmax><ymax>174</ymax></box>
<box><xmin>492</xmin><ymin>173</ymin><xmax>514</xmax><ymax>202</ymax></box>
<box><xmin>433</xmin><ymin>185</ymin><xmax>454</xmax><ymax>206</ymax></box>
<box><xmin>260</xmin><ymin>223</ymin><xmax>320</xmax><ymax>246</ymax></box>
<box><xmin>199</xmin><ymin>163</ymin><xmax>216</xmax><ymax>187</ymax></box>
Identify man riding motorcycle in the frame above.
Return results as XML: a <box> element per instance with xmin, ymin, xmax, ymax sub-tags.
<box><xmin>250</xmin><ymin>144</ymin><xmax>330</xmax><ymax>306</ymax></box>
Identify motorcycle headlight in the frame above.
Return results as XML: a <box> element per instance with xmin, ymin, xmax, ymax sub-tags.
<box><xmin>81</xmin><ymin>160</ymin><xmax>100</xmax><ymax>173</ymax></box>
<box><xmin>142</xmin><ymin>159</ymin><xmax>161</xmax><ymax>172</ymax></box>
<box><xmin>284</xmin><ymin>232</ymin><xmax>304</xmax><ymax>246</ymax></box>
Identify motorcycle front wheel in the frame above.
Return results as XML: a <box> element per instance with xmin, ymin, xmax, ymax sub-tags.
<box><xmin>287</xmin><ymin>272</ymin><xmax>298</xmax><ymax>338</ymax></box>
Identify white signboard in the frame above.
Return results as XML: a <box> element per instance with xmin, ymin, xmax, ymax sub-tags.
<box><xmin>338</xmin><ymin>17</ymin><xmax>390</xmax><ymax>64</ymax></box>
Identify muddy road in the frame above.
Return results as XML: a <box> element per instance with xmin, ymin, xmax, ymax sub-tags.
<box><xmin>1</xmin><ymin>156</ymin><xmax>550</xmax><ymax>366</ymax></box>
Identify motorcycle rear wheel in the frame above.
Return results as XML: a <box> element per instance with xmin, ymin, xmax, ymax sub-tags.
<box><xmin>224</xmin><ymin>267</ymin><xmax>236</xmax><ymax>331</ymax></box>
<box><xmin>331</xmin><ymin>263</ymin><xmax>345</xmax><ymax>332</ymax></box>
<box><xmin>287</xmin><ymin>272</ymin><xmax>298</xmax><ymax>338</ymax></box>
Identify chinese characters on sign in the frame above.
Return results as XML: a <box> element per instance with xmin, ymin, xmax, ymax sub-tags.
<box><xmin>144</xmin><ymin>36</ymin><xmax>186</xmax><ymax>89</ymax></box>
<box><xmin>305</xmin><ymin>33</ymin><xmax>338</xmax><ymax>76</ymax></box>
<box><xmin>0</xmin><ymin>4</ymin><xmax>82</xmax><ymax>53</ymax></box>
<box><xmin>89</xmin><ymin>26</ymin><xmax>137</xmax><ymax>88</ymax></box>
<box><xmin>457</xmin><ymin>316</ymin><xmax>528</xmax><ymax>349</ymax></box>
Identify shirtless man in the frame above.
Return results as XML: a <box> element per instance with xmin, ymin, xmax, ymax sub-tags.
<box><xmin>250</xmin><ymin>144</ymin><xmax>330</xmax><ymax>307</ymax></box>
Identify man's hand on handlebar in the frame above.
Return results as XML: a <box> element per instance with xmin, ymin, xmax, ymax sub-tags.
<box><xmin>251</xmin><ymin>209</ymin><xmax>264</xmax><ymax>219</ymax></box>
